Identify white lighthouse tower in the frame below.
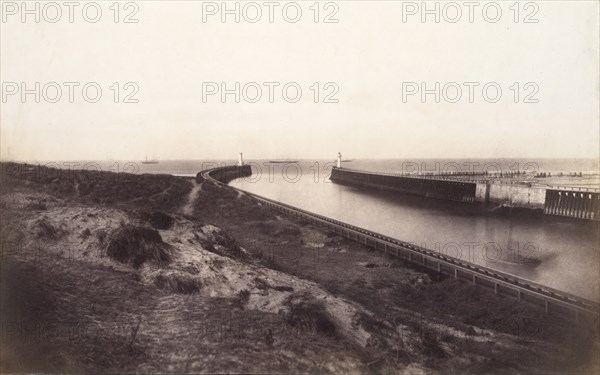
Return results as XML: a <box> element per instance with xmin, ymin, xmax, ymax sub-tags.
<box><xmin>337</xmin><ymin>152</ymin><xmax>342</xmax><ymax>168</ymax></box>
<box><xmin>238</xmin><ymin>152</ymin><xmax>244</xmax><ymax>166</ymax></box>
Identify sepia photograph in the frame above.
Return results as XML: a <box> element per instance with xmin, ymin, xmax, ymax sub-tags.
<box><xmin>1</xmin><ymin>1</ymin><xmax>599</xmax><ymax>373</ymax></box>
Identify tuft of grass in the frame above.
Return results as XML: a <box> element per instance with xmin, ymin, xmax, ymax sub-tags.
<box><xmin>32</xmin><ymin>218</ymin><xmax>65</xmax><ymax>240</ymax></box>
<box><xmin>141</xmin><ymin>211</ymin><xmax>174</xmax><ymax>230</ymax></box>
<box><xmin>26</xmin><ymin>201</ymin><xmax>47</xmax><ymax>211</ymax></box>
<box><xmin>81</xmin><ymin>228</ymin><xmax>92</xmax><ymax>239</ymax></box>
<box><xmin>235</xmin><ymin>289</ymin><xmax>251</xmax><ymax>308</ymax></box>
<box><xmin>200</xmin><ymin>229</ymin><xmax>247</xmax><ymax>261</ymax></box>
<box><xmin>420</xmin><ymin>328</ymin><xmax>446</xmax><ymax>359</ymax></box>
<box><xmin>255</xmin><ymin>220</ymin><xmax>301</xmax><ymax>236</ymax></box>
<box><xmin>284</xmin><ymin>299</ymin><xmax>337</xmax><ymax>337</ymax></box>
<box><xmin>96</xmin><ymin>229</ymin><xmax>107</xmax><ymax>245</ymax></box>
<box><xmin>153</xmin><ymin>273</ymin><xmax>201</xmax><ymax>294</ymax></box>
<box><xmin>106</xmin><ymin>225</ymin><xmax>172</xmax><ymax>268</ymax></box>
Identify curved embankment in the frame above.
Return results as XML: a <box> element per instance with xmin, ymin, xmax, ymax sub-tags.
<box><xmin>199</xmin><ymin>165</ymin><xmax>599</xmax><ymax>322</ymax></box>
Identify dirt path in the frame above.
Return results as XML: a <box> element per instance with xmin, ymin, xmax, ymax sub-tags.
<box><xmin>181</xmin><ymin>180</ymin><xmax>202</xmax><ymax>216</ymax></box>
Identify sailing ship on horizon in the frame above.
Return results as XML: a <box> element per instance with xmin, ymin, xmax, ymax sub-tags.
<box><xmin>142</xmin><ymin>154</ymin><xmax>159</xmax><ymax>164</ymax></box>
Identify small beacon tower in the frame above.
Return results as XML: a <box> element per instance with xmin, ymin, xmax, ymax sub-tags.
<box><xmin>337</xmin><ymin>152</ymin><xmax>342</xmax><ymax>168</ymax></box>
<box><xmin>238</xmin><ymin>152</ymin><xmax>244</xmax><ymax>166</ymax></box>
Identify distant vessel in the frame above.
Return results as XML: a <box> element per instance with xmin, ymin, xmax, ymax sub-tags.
<box><xmin>268</xmin><ymin>160</ymin><xmax>299</xmax><ymax>164</ymax></box>
<box><xmin>142</xmin><ymin>154</ymin><xmax>159</xmax><ymax>164</ymax></box>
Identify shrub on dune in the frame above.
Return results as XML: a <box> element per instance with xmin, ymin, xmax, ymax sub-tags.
<box><xmin>106</xmin><ymin>225</ymin><xmax>172</xmax><ymax>268</ymax></box>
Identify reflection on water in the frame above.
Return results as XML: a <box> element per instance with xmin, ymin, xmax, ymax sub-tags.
<box><xmin>230</xmin><ymin>162</ymin><xmax>600</xmax><ymax>301</ymax></box>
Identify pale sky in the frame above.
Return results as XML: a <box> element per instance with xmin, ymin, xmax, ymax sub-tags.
<box><xmin>1</xmin><ymin>0</ymin><xmax>599</xmax><ymax>161</ymax></box>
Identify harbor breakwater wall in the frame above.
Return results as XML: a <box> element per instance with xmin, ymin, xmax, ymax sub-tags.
<box><xmin>330</xmin><ymin>167</ymin><xmax>599</xmax><ymax>220</ymax></box>
<box><xmin>330</xmin><ymin>167</ymin><xmax>477</xmax><ymax>203</ymax></box>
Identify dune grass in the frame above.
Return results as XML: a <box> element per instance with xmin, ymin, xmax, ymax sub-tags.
<box><xmin>106</xmin><ymin>225</ymin><xmax>172</xmax><ymax>268</ymax></box>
